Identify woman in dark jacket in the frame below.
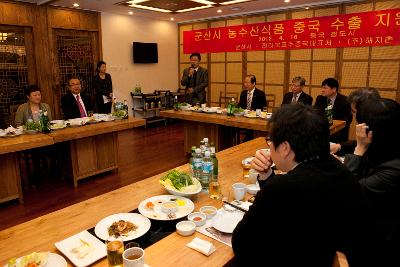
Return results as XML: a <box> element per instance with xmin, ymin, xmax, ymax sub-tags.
<box><xmin>93</xmin><ymin>60</ymin><xmax>113</xmax><ymax>113</ymax></box>
<box><xmin>344</xmin><ymin>98</ymin><xmax>400</xmax><ymax>265</ymax></box>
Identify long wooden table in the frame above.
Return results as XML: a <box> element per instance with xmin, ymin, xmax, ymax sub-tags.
<box><xmin>0</xmin><ymin>137</ymin><xmax>268</xmax><ymax>267</ymax></box>
<box><xmin>160</xmin><ymin>110</ymin><xmax>346</xmax><ymax>153</ymax></box>
<box><xmin>0</xmin><ymin>117</ymin><xmax>146</xmax><ymax>203</ymax></box>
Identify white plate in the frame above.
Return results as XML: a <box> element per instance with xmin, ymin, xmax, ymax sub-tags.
<box><xmin>242</xmin><ymin>157</ymin><xmax>254</xmax><ymax>166</ymax></box>
<box><xmin>138</xmin><ymin>195</ymin><xmax>195</xmax><ymax>221</ymax></box>
<box><xmin>94</xmin><ymin>213</ymin><xmax>151</xmax><ymax>241</ymax></box>
<box><xmin>4</xmin><ymin>252</ymin><xmax>67</xmax><ymax>267</ymax></box>
<box><xmin>50</xmin><ymin>125</ymin><xmax>67</xmax><ymax>130</ymax></box>
<box><xmin>211</xmin><ymin>209</ymin><xmax>244</xmax><ymax>234</ymax></box>
<box><xmin>55</xmin><ymin>230</ymin><xmax>106</xmax><ymax>267</ymax></box>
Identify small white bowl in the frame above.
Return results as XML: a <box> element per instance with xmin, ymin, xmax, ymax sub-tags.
<box><xmin>176</xmin><ymin>220</ymin><xmax>196</xmax><ymax>236</ymax></box>
<box><xmin>187</xmin><ymin>212</ymin><xmax>206</xmax><ymax>227</ymax></box>
<box><xmin>161</xmin><ymin>201</ymin><xmax>178</xmax><ymax>214</ymax></box>
<box><xmin>246</xmin><ymin>184</ymin><xmax>260</xmax><ymax>195</ymax></box>
<box><xmin>200</xmin><ymin>206</ymin><xmax>217</xmax><ymax>219</ymax></box>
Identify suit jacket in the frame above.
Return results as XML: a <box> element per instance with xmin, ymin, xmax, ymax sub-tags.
<box><xmin>238</xmin><ymin>88</ymin><xmax>267</xmax><ymax>110</ymax></box>
<box><xmin>232</xmin><ymin>155</ymin><xmax>384</xmax><ymax>267</ymax></box>
<box><xmin>314</xmin><ymin>93</ymin><xmax>352</xmax><ymax>143</ymax></box>
<box><xmin>180</xmin><ymin>66</ymin><xmax>208</xmax><ymax>104</ymax></box>
<box><xmin>61</xmin><ymin>92</ymin><xmax>93</xmax><ymax>120</ymax></box>
<box><xmin>282</xmin><ymin>91</ymin><xmax>313</xmax><ymax>105</ymax></box>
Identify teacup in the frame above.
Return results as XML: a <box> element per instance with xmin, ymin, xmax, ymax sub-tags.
<box><xmin>123</xmin><ymin>247</ymin><xmax>145</xmax><ymax>267</ymax></box>
<box><xmin>232</xmin><ymin>183</ymin><xmax>247</xmax><ymax>201</ymax></box>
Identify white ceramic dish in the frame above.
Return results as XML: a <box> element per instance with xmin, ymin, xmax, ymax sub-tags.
<box><xmin>55</xmin><ymin>230</ymin><xmax>106</xmax><ymax>267</ymax></box>
<box><xmin>94</xmin><ymin>213</ymin><xmax>151</xmax><ymax>241</ymax></box>
<box><xmin>161</xmin><ymin>177</ymin><xmax>202</xmax><ymax>198</ymax></box>
<box><xmin>187</xmin><ymin>212</ymin><xmax>206</xmax><ymax>227</ymax></box>
<box><xmin>246</xmin><ymin>183</ymin><xmax>260</xmax><ymax>195</ymax></box>
<box><xmin>176</xmin><ymin>221</ymin><xmax>196</xmax><ymax>236</ymax></box>
<box><xmin>211</xmin><ymin>209</ymin><xmax>244</xmax><ymax>234</ymax></box>
<box><xmin>200</xmin><ymin>206</ymin><xmax>217</xmax><ymax>219</ymax></box>
<box><xmin>138</xmin><ymin>195</ymin><xmax>195</xmax><ymax>221</ymax></box>
<box><xmin>161</xmin><ymin>201</ymin><xmax>178</xmax><ymax>214</ymax></box>
<box><xmin>4</xmin><ymin>252</ymin><xmax>67</xmax><ymax>267</ymax></box>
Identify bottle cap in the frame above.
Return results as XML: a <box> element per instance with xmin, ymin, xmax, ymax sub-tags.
<box><xmin>203</xmin><ymin>138</ymin><xmax>208</xmax><ymax>143</ymax></box>
<box><xmin>204</xmin><ymin>151</ymin><xmax>211</xmax><ymax>157</ymax></box>
<box><xmin>195</xmin><ymin>148</ymin><xmax>201</xmax><ymax>153</ymax></box>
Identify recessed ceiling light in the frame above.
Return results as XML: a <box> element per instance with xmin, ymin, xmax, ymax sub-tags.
<box><xmin>128</xmin><ymin>11</ymin><xmax>133</xmax><ymax>15</ymax></box>
<box><xmin>284</xmin><ymin>0</ymin><xmax>290</xmax><ymax>3</ymax></box>
<box><xmin>217</xmin><ymin>9</ymin><xmax>222</xmax><ymax>13</ymax></box>
<box><xmin>73</xmin><ymin>3</ymin><xmax>79</xmax><ymax>7</ymax></box>
<box><xmin>170</xmin><ymin>17</ymin><xmax>174</xmax><ymax>21</ymax></box>
<box><xmin>305</xmin><ymin>7</ymin><xmax>310</xmax><ymax>9</ymax></box>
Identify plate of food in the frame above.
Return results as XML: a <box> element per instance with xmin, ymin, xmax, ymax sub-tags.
<box><xmin>138</xmin><ymin>195</ymin><xmax>195</xmax><ymax>221</ymax></box>
<box><xmin>94</xmin><ymin>213</ymin><xmax>151</xmax><ymax>241</ymax></box>
<box><xmin>1</xmin><ymin>126</ymin><xmax>23</xmax><ymax>137</ymax></box>
<box><xmin>159</xmin><ymin>169</ymin><xmax>202</xmax><ymax>198</ymax></box>
<box><xmin>244</xmin><ymin>111</ymin><xmax>257</xmax><ymax>118</ymax></box>
<box><xmin>55</xmin><ymin>230</ymin><xmax>106</xmax><ymax>267</ymax></box>
<box><xmin>5</xmin><ymin>252</ymin><xmax>67</xmax><ymax>267</ymax></box>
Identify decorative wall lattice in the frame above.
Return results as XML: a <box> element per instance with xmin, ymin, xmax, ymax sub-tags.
<box><xmin>56</xmin><ymin>35</ymin><xmax>95</xmax><ymax>99</ymax></box>
<box><xmin>0</xmin><ymin>31</ymin><xmax>28</xmax><ymax>128</ymax></box>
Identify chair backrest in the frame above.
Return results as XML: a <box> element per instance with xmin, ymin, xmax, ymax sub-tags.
<box><xmin>219</xmin><ymin>91</ymin><xmax>239</xmax><ymax>108</ymax></box>
<box><xmin>332</xmin><ymin>252</ymin><xmax>349</xmax><ymax>267</ymax></box>
<box><xmin>266</xmin><ymin>94</ymin><xmax>276</xmax><ymax>112</ymax></box>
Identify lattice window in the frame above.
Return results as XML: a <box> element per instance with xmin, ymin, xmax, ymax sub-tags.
<box><xmin>0</xmin><ymin>31</ymin><xmax>28</xmax><ymax>128</ymax></box>
<box><xmin>56</xmin><ymin>35</ymin><xmax>95</xmax><ymax>99</ymax></box>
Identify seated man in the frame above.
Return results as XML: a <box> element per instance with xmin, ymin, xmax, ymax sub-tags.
<box><xmin>232</xmin><ymin>103</ymin><xmax>383</xmax><ymax>267</ymax></box>
<box><xmin>282</xmin><ymin>76</ymin><xmax>313</xmax><ymax>105</ymax></box>
<box><xmin>238</xmin><ymin>74</ymin><xmax>266</xmax><ymax>111</ymax></box>
<box><xmin>314</xmin><ymin>78</ymin><xmax>352</xmax><ymax>143</ymax></box>
<box><xmin>61</xmin><ymin>76</ymin><xmax>93</xmax><ymax>119</ymax></box>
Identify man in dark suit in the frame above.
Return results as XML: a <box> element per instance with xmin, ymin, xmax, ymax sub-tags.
<box><xmin>180</xmin><ymin>52</ymin><xmax>208</xmax><ymax>105</ymax></box>
<box><xmin>238</xmin><ymin>74</ymin><xmax>267</xmax><ymax>110</ymax></box>
<box><xmin>61</xmin><ymin>76</ymin><xmax>93</xmax><ymax>119</ymax></box>
<box><xmin>232</xmin><ymin>103</ymin><xmax>384</xmax><ymax>267</ymax></box>
<box><xmin>282</xmin><ymin>76</ymin><xmax>313</xmax><ymax>105</ymax></box>
<box><xmin>314</xmin><ymin>78</ymin><xmax>352</xmax><ymax>143</ymax></box>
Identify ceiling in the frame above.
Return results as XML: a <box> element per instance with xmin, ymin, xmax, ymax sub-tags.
<box><xmin>15</xmin><ymin>0</ymin><xmax>358</xmax><ymax>22</ymax></box>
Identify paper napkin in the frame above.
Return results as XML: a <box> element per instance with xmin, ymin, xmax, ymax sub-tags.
<box><xmin>186</xmin><ymin>237</ymin><xmax>216</xmax><ymax>256</ymax></box>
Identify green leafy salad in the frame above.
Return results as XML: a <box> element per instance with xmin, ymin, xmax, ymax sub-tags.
<box><xmin>25</xmin><ymin>119</ymin><xmax>41</xmax><ymax>131</ymax></box>
<box><xmin>233</xmin><ymin>107</ymin><xmax>244</xmax><ymax>113</ymax></box>
<box><xmin>160</xmin><ymin>170</ymin><xmax>193</xmax><ymax>190</ymax></box>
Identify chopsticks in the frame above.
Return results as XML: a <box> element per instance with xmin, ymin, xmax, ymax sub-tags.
<box><xmin>222</xmin><ymin>200</ymin><xmax>248</xmax><ymax>213</ymax></box>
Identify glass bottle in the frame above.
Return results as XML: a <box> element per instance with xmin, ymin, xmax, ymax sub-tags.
<box><xmin>40</xmin><ymin>110</ymin><xmax>50</xmax><ymax>133</ymax></box>
<box><xmin>201</xmin><ymin>151</ymin><xmax>213</xmax><ymax>191</ymax></box>
<box><xmin>209</xmin><ymin>147</ymin><xmax>221</xmax><ymax>199</ymax></box>
<box><xmin>227</xmin><ymin>98</ymin><xmax>236</xmax><ymax>116</ymax></box>
<box><xmin>193</xmin><ymin>148</ymin><xmax>203</xmax><ymax>183</ymax></box>
<box><xmin>189</xmin><ymin>146</ymin><xmax>196</xmax><ymax>175</ymax></box>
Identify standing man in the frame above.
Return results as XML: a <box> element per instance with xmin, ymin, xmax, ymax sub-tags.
<box><xmin>238</xmin><ymin>74</ymin><xmax>267</xmax><ymax>110</ymax></box>
<box><xmin>180</xmin><ymin>52</ymin><xmax>208</xmax><ymax>105</ymax></box>
<box><xmin>282</xmin><ymin>76</ymin><xmax>313</xmax><ymax>105</ymax></box>
<box><xmin>61</xmin><ymin>76</ymin><xmax>93</xmax><ymax>119</ymax></box>
<box><xmin>314</xmin><ymin>78</ymin><xmax>352</xmax><ymax>143</ymax></box>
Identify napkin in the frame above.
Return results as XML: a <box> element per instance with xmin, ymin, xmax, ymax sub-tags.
<box><xmin>186</xmin><ymin>237</ymin><xmax>216</xmax><ymax>256</ymax></box>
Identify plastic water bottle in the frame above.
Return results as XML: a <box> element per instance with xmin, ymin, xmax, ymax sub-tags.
<box><xmin>201</xmin><ymin>151</ymin><xmax>213</xmax><ymax>191</ymax></box>
<box><xmin>193</xmin><ymin>148</ymin><xmax>203</xmax><ymax>182</ymax></box>
<box><xmin>203</xmin><ymin>138</ymin><xmax>209</xmax><ymax>153</ymax></box>
<box><xmin>189</xmin><ymin>146</ymin><xmax>196</xmax><ymax>175</ymax></box>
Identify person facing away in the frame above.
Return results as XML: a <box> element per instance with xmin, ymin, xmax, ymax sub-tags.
<box><xmin>232</xmin><ymin>103</ymin><xmax>384</xmax><ymax>267</ymax></box>
<box><xmin>314</xmin><ymin>77</ymin><xmax>352</xmax><ymax>143</ymax></box>
<box><xmin>61</xmin><ymin>76</ymin><xmax>93</xmax><ymax>120</ymax></box>
<box><xmin>238</xmin><ymin>74</ymin><xmax>267</xmax><ymax>111</ymax></box>
<box><xmin>180</xmin><ymin>52</ymin><xmax>208</xmax><ymax>105</ymax></box>
<box><xmin>343</xmin><ymin>98</ymin><xmax>400</xmax><ymax>266</ymax></box>
<box><xmin>330</xmin><ymin>87</ymin><xmax>381</xmax><ymax>155</ymax></box>
<box><xmin>282</xmin><ymin>76</ymin><xmax>313</xmax><ymax>105</ymax></box>
<box><xmin>15</xmin><ymin>85</ymin><xmax>52</xmax><ymax>127</ymax></box>
<box><xmin>93</xmin><ymin>60</ymin><xmax>113</xmax><ymax>114</ymax></box>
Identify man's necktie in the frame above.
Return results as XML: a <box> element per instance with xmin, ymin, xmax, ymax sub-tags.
<box><xmin>76</xmin><ymin>95</ymin><xmax>87</xmax><ymax>117</ymax></box>
<box><xmin>246</xmin><ymin>92</ymin><xmax>252</xmax><ymax>110</ymax></box>
<box><xmin>327</xmin><ymin>98</ymin><xmax>332</xmax><ymax>106</ymax></box>
<box><xmin>192</xmin><ymin>70</ymin><xmax>197</xmax><ymax>87</ymax></box>
<box><xmin>292</xmin><ymin>93</ymin><xmax>298</xmax><ymax>103</ymax></box>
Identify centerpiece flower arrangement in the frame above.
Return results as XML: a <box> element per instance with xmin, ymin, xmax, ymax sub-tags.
<box><xmin>325</xmin><ymin>104</ymin><xmax>333</xmax><ymax>125</ymax></box>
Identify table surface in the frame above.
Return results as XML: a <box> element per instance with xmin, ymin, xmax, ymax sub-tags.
<box><xmin>0</xmin><ymin>137</ymin><xmax>267</xmax><ymax>267</ymax></box>
<box><xmin>160</xmin><ymin>109</ymin><xmax>346</xmax><ymax>134</ymax></box>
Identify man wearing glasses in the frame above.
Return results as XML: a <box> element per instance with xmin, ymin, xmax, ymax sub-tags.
<box><xmin>61</xmin><ymin>76</ymin><xmax>93</xmax><ymax>119</ymax></box>
<box><xmin>281</xmin><ymin>76</ymin><xmax>313</xmax><ymax>105</ymax></box>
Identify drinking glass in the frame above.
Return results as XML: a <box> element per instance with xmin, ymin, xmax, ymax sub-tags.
<box><xmin>209</xmin><ymin>179</ymin><xmax>222</xmax><ymax>200</ymax></box>
<box><xmin>106</xmin><ymin>236</ymin><xmax>124</xmax><ymax>267</ymax></box>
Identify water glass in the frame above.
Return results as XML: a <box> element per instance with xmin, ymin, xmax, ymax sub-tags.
<box><xmin>106</xmin><ymin>237</ymin><xmax>124</xmax><ymax>267</ymax></box>
<box><xmin>209</xmin><ymin>179</ymin><xmax>222</xmax><ymax>200</ymax></box>
<box><xmin>232</xmin><ymin>183</ymin><xmax>246</xmax><ymax>201</ymax></box>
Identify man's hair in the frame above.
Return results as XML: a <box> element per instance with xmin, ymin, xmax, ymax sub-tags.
<box><xmin>246</xmin><ymin>74</ymin><xmax>256</xmax><ymax>84</ymax></box>
<box><xmin>270</xmin><ymin>103</ymin><xmax>330</xmax><ymax>162</ymax></box>
<box><xmin>68</xmin><ymin>75</ymin><xmax>81</xmax><ymax>86</ymax></box>
<box><xmin>190</xmin><ymin>52</ymin><xmax>201</xmax><ymax>61</ymax></box>
<box><xmin>348</xmin><ymin>87</ymin><xmax>380</xmax><ymax>112</ymax></box>
<box><xmin>292</xmin><ymin>76</ymin><xmax>306</xmax><ymax>87</ymax></box>
<box><xmin>321</xmin><ymin>78</ymin><xmax>339</xmax><ymax>91</ymax></box>
<box><xmin>96</xmin><ymin>60</ymin><xmax>106</xmax><ymax>72</ymax></box>
<box><xmin>25</xmin><ymin>85</ymin><xmax>40</xmax><ymax>96</ymax></box>
<box><xmin>356</xmin><ymin>98</ymin><xmax>400</xmax><ymax>166</ymax></box>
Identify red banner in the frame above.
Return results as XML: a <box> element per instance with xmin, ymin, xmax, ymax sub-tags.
<box><xmin>183</xmin><ymin>8</ymin><xmax>400</xmax><ymax>53</ymax></box>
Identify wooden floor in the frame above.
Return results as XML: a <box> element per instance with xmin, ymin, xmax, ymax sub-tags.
<box><xmin>0</xmin><ymin>122</ymin><xmax>187</xmax><ymax>231</ymax></box>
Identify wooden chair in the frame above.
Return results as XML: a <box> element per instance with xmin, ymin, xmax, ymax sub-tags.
<box><xmin>219</xmin><ymin>91</ymin><xmax>239</xmax><ymax>108</ymax></box>
<box><xmin>265</xmin><ymin>93</ymin><xmax>276</xmax><ymax>112</ymax></box>
<box><xmin>332</xmin><ymin>251</ymin><xmax>349</xmax><ymax>267</ymax></box>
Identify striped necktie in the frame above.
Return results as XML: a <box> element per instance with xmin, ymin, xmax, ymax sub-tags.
<box><xmin>292</xmin><ymin>93</ymin><xmax>298</xmax><ymax>103</ymax></box>
<box><xmin>246</xmin><ymin>92</ymin><xmax>252</xmax><ymax>110</ymax></box>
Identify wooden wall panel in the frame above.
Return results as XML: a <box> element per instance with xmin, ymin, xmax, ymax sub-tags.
<box><xmin>371</xmin><ymin>46</ymin><xmax>400</xmax><ymax>59</ymax></box>
<box><xmin>247</xmin><ymin>62</ymin><xmax>264</xmax><ymax>85</ymax></box>
<box><xmin>227</xmin><ymin>63</ymin><xmax>242</xmax><ymax>83</ymax></box>
<box><xmin>341</xmin><ymin>62</ymin><xmax>368</xmax><ymax>88</ymax></box>
<box><xmin>247</xmin><ymin>51</ymin><xmax>264</xmax><ymax>61</ymax></box>
<box><xmin>375</xmin><ymin>0</ymin><xmax>400</xmax><ymax>9</ymax></box>
<box><xmin>210</xmin><ymin>63</ymin><xmax>225</xmax><ymax>82</ymax></box>
<box><xmin>267</xmin><ymin>86</ymin><xmax>284</xmax><ymax>107</ymax></box>
<box><xmin>265</xmin><ymin>63</ymin><xmax>284</xmax><ymax>84</ymax></box>
<box><xmin>266</xmin><ymin>13</ymin><xmax>286</xmax><ymax>22</ymax></box>
<box><xmin>343</xmin><ymin>47</ymin><xmax>369</xmax><ymax>60</ymax></box>
<box><xmin>0</xmin><ymin>2</ymin><xmax>33</xmax><ymax>26</ymax></box>
<box><xmin>266</xmin><ymin>50</ymin><xmax>285</xmax><ymax>61</ymax></box>
<box><xmin>369</xmin><ymin>62</ymin><xmax>399</xmax><ymax>89</ymax></box>
<box><xmin>312</xmin><ymin>62</ymin><xmax>336</xmax><ymax>86</ymax></box>
<box><xmin>227</xmin><ymin>52</ymin><xmax>242</xmax><ymax>61</ymax></box>
<box><xmin>290</xmin><ymin>62</ymin><xmax>311</xmax><ymax>83</ymax></box>
<box><xmin>345</xmin><ymin>3</ymin><xmax>373</xmax><ymax>13</ymax></box>
<box><xmin>313</xmin><ymin>48</ymin><xmax>336</xmax><ymax>60</ymax></box>
<box><xmin>291</xmin><ymin>10</ymin><xmax>313</xmax><ymax>19</ymax></box>
<box><xmin>226</xmin><ymin>84</ymin><xmax>243</xmax><ymax>96</ymax></box>
<box><xmin>314</xmin><ymin>7</ymin><xmax>339</xmax><ymax>16</ymax></box>
<box><xmin>290</xmin><ymin>49</ymin><xmax>312</xmax><ymax>60</ymax></box>
<box><xmin>211</xmin><ymin>53</ymin><xmax>225</xmax><ymax>62</ymax></box>
<box><xmin>193</xmin><ymin>23</ymin><xmax>207</xmax><ymax>30</ymax></box>
<box><xmin>210</xmin><ymin>83</ymin><xmax>225</xmax><ymax>104</ymax></box>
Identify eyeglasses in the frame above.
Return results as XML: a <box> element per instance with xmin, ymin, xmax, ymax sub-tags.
<box><xmin>265</xmin><ymin>136</ymin><xmax>272</xmax><ymax>147</ymax></box>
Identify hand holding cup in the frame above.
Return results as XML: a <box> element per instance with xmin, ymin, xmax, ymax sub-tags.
<box><xmin>251</xmin><ymin>148</ymin><xmax>273</xmax><ymax>173</ymax></box>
